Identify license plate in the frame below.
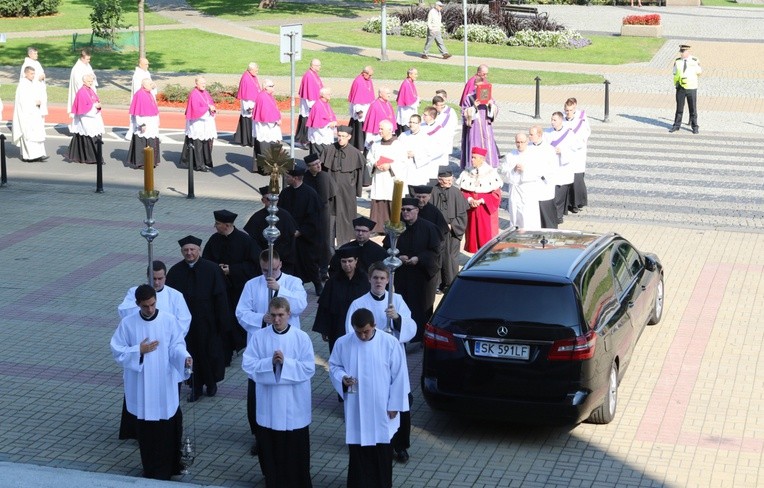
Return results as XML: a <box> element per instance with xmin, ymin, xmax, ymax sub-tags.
<box><xmin>474</xmin><ymin>341</ymin><xmax>530</xmax><ymax>360</ymax></box>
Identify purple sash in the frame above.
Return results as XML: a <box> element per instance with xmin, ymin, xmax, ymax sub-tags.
<box><xmin>549</xmin><ymin>129</ymin><xmax>570</xmax><ymax>148</ymax></box>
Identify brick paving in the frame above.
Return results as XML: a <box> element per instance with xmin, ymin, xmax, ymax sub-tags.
<box><xmin>0</xmin><ymin>3</ymin><xmax>763</xmax><ymax>488</ymax></box>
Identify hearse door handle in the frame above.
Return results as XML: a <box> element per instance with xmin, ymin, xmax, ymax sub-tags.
<box><xmin>628</xmin><ymin>301</ymin><xmax>634</xmax><ymax>308</ymax></box>
<box><xmin>641</xmin><ymin>285</ymin><xmax>647</xmax><ymax>291</ymax></box>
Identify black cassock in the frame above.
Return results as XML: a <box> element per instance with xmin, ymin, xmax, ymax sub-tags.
<box><xmin>320</xmin><ymin>142</ymin><xmax>366</xmax><ymax>246</ymax></box>
<box><xmin>166</xmin><ymin>258</ymin><xmax>228</xmax><ymax>392</ymax></box>
<box><xmin>431</xmin><ymin>185</ymin><xmax>469</xmax><ymax>289</ymax></box>
<box><xmin>242</xmin><ymin>207</ymin><xmax>298</xmax><ymax>275</ymax></box>
<box><xmin>384</xmin><ymin>218</ymin><xmax>442</xmax><ymax>342</ymax></box>
<box><xmin>304</xmin><ymin>170</ymin><xmax>337</xmax><ymax>272</ymax></box>
<box><xmin>202</xmin><ymin>228</ymin><xmax>262</xmax><ymax>360</ymax></box>
<box><xmin>278</xmin><ymin>184</ymin><xmax>322</xmax><ymax>286</ymax></box>
<box><xmin>327</xmin><ymin>240</ymin><xmax>388</xmax><ymax>277</ymax></box>
<box><xmin>418</xmin><ymin>203</ymin><xmax>450</xmax><ymax>292</ymax></box>
<box><xmin>312</xmin><ymin>270</ymin><xmax>370</xmax><ymax>353</ymax></box>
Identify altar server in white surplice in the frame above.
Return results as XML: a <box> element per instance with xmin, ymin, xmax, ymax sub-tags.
<box><xmin>110</xmin><ymin>284</ymin><xmax>191</xmax><ymax>481</ymax></box>
<box><xmin>500</xmin><ymin>132</ymin><xmax>543</xmax><ymax>230</ymax></box>
<box><xmin>13</xmin><ymin>66</ymin><xmax>48</xmax><ymax>162</ymax></box>
<box><xmin>117</xmin><ymin>261</ymin><xmax>191</xmax><ymax>334</ymax></box>
<box><xmin>235</xmin><ymin>249</ymin><xmax>307</xmax><ymax>457</ymax></box>
<box><xmin>20</xmin><ymin>47</ymin><xmax>48</xmax><ymax>116</ymax></box>
<box><xmin>330</xmin><ymin>307</ymin><xmax>408</xmax><ymax>488</ymax></box>
<box><xmin>242</xmin><ymin>297</ymin><xmax>314</xmax><ymax>488</ymax></box>
<box><xmin>344</xmin><ymin>262</ymin><xmax>416</xmax><ymax>464</ymax></box>
<box><xmin>115</xmin><ymin>260</ymin><xmax>191</xmax><ymax>441</ymax></box>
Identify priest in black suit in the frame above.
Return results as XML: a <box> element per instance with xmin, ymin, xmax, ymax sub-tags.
<box><xmin>327</xmin><ymin>216</ymin><xmax>388</xmax><ymax>277</ymax></box>
<box><xmin>431</xmin><ymin>170</ymin><xmax>469</xmax><ymax>292</ymax></box>
<box><xmin>202</xmin><ymin>209</ymin><xmax>262</xmax><ymax>365</ymax></box>
<box><xmin>384</xmin><ymin>198</ymin><xmax>442</xmax><ymax>343</ymax></box>
<box><xmin>243</xmin><ymin>186</ymin><xmax>298</xmax><ymax>276</ymax></box>
<box><xmin>278</xmin><ymin>165</ymin><xmax>324</xmax><ymax>295</ymax></box>
<box><xmin>166</xmin><ymin>235</ymin><xmax>229</xmax><ymax>401</ymax></box>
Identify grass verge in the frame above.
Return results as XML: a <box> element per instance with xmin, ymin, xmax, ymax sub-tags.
<box><xmin>257</xmin><ymin>22</ymin><xmax>663</xmax><ymax>65</ymax></box>
<box><xmin>0</xmin><ymin>30</ymin><xmax>605</xmax><ymax>86</ymax></box>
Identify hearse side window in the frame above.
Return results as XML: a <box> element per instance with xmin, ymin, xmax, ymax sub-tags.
<box><xmin>580</xmin><ymin>247</ymin><xmax>616</xmax><ymax>328</ymax></box>
<box><xmin>612</xmin><ymin>242</ymin><xmax>641</xmax><ymax>295</ymax></box>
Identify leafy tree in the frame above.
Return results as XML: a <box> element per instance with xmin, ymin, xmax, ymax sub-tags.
<box><xmin>90</xmin><ymin>0</ymin><xmax>130</xmax><ymax>47</ymax></box>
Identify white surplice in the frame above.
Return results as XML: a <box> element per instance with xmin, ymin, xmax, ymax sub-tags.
<box><xmin>110</xmin><ymin>310</ymin><xmax>190</xmax><ymax>420</ymax></box>
<box><xmin>242</xmin><ymin>324</ymin><xmax>315</xmax><ymax>430</ymax></box>
<box><xmin>235</xmin><ymin>273</ymin><xmax>308</xmax><ymax>335</ymax></box>
<box><xmin>12</xmin><ymin>78</ymin><xmax>47</xmax><ymax>160</ymax></box>
<box><xmin>329</xmin><ymin>330</ymin><xmax>409</xmax><ymax>446</ymax></box>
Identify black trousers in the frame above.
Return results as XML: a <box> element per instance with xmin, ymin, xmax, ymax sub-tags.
<box><xmin>247</xmin><ymin>378</ymin><xmax>258</xmax><ymax>435</ymax></box>
<box><xmin>136</xmin><ymin>408</ymin><xmax>183</xmax><ymax>480</ymax></box>
<box><xmin>391</xmin><ymin>393</ymin><xmax>414</xmax><ymax>451</ymax></box>
<box><xmin>440</xmin><ymin>234</ymin><xmax>462</xmax><ymax>291</ymax></box>
<box><xmin>539</xmin><ymin>199</ymin><xmax>558</xmax><ymax>229</ymax></box>
<box><xmin>672</xmin><ymin>87</ymin><xmax>698</xmax><ymax>130</ymax></box>
<box><xmin>554</xmin><ymin>184</ymin><xmax>569</xmax><ymax>221</ymax></box>
<box><xmin>347</xmin><ymin>443</ymin><xmax>393</xmax><ymax>488</ymax></box>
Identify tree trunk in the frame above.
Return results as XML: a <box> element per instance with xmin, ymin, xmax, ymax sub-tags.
<box><xmin>138</xmin><ymin>0</ymin><xmax>146</xmax><ymax>59</ymax></box>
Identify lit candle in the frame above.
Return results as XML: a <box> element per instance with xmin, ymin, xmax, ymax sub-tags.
<box><xmin>143</xmin><ymin>146</ymin><xmax>154</xmax><ymax>193</ymax></box>
<box><xmin>390</xmin><ymin>179</ymin><xmax>404</xmax><ymax>224</ymax></box>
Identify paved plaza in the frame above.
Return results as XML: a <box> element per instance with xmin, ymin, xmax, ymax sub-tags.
<box><xmin>0</xmin><ymin>2</ymin><xmax>763</xmax><ymax>487</ymax></box>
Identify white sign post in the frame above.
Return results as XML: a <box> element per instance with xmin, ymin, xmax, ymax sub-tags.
<box><xmin>280</xmin><ymin>24</ymin><xmax>302</xmax><ymax>158</ymax></box>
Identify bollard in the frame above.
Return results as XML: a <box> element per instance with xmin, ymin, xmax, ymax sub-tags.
<box><xmin>95</xmin><ymin>136</ymin><xmax>104</xmax><ymax>193</ymax></box>
<box><xmin>603</xmin><ymin>80</ymin><xmax>611</xmax><ymax>123</ymax></box>
<box><xmin>186</xmin><ymin>143</ymin><xmax>195</xmax><ymax>199</ymax></box>
<box><xmin>0</xmin><ymin>133</ymin><xmax>7</xmax><ymax>187</ymax></box>
<box><xmin>533</xmin><ymin>76</ymin><xmax>541</xmax><ymax>120</ymax></box>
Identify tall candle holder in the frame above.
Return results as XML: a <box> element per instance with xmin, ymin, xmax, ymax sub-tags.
<box><xmin>383</xmin><ymin>220</ymin><xmax>405</xmax><ymax>335</ymax></box>
<box><xmin>138</xmin><ymin>190</ymin><xmax>160</xmax><ymax>285</ymax></box>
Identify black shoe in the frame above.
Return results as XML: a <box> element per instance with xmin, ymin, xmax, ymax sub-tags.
<box><xmin>569</xmin><ymin>207</ymin><xmax>580</xmax><ymax>214</ymax></box>
<box><xmin>206</xmin><ymin>384</ymin><xmax>217</xmax><ymax>397</ymax></box>
<box><xmin>38</xmin><ymin>156</ymin><xmax>49</xmax><ymax>162</ymax></box>
<box><xmin>250</xmin><ymin>439</ymin><xmax>259</xmax><ymax>456</ymax></box>
<box><xmin>188</xmin><ymin>390</ymin><xmax>202</xmax><ymax>402</ymax></box>
<box><xmin>557</xmin><ymin>217</ymin><xmax>564</xmax><ymax>224</ymax></box>
<box><xmin>443</xmin><ymin>53</ymin><xmax>452</xmax><ymax>59</ymax></box>
<box><xmin>692</xmin><ymin>127</ymin><xmax>699</xmax><ymax>134</ymax></box>
<box><xmin>668</xmin><ymin>127</ymin><xmax>679</xmax><ymax>133</ymax></box>
<box><xmin>394</xmin><ymin>449</ymin><xmax>409</xmax><ymax>463</ymax></box>
<box><xmin>421</xmin><ymin>54</ymin><xmax>429</xmax><ymax>59</ymax></box>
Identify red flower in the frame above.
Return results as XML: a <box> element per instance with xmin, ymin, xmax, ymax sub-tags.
<box><xmin>622</xmin><ymin>14</ymin><xmax>661</xmax><ymax>26</ymax></box>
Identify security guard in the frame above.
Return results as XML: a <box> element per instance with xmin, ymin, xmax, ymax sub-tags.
<box><xmin>669</xmin><ymin>44</ymin><xmax>702</xmax><ymax>134</ymax></box>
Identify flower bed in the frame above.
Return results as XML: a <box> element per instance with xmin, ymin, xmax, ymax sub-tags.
<box><xmin>156</xmin><ymin>88</ymin><xmax>296</xmax><ymax>112</ymax></box>
<box><xmin>622</xmin><ymin>14</ymin><xmax>661</xmax><ymax>26</ymax></box>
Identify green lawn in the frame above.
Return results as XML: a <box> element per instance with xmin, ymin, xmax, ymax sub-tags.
<box><xmin>0</xmin><ymin>30</ymin><xmax>604</xmax><ymax>86</ymax></box>
<box><xmin>258</xmin><ymin>22</ymin><xmax>664</xmax><ymax>65</ymax></box>
<box><xmin>0</xmin><ymin>0</ymin><xmax>176</xmax><ymax>33</ymax></box>
<box><xmin>701</xmin><ymin>0</ymin><xmax>764</xmax><ymax>6</ymax></box>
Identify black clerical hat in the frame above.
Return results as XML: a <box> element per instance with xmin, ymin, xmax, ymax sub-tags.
<box><xmin>438</xmin><ymin>168</ymin><xmax>453</xmax><ymax>177</ymax></box>
<box><xmin>304</xmin><ymin>153</ymin><xmax>319</xmax><ymax>164</ymax></box>
<box><xmin>410</xmin><ymin>185</ymin><xmax>433</xmax><ymax>195</ymax></box>
<box><xmin>178</xmin><ymin>235</ymin><xmax>202</xmax><ymax>247</ymax></box>
<box><xmin>352</xmin><ymin>216</ymin><xmax>376</xmax><ymax>230</ymax></box>
<box><xmin>336</xmin><ymin>125</ymin><xmax>352</xmax><ymax>134</ymax></box>
<box><xmin>259</xmin><ymin>185</ymin><xmax>272</xmax><ymax>196</ymax></box>
<box><xmin>336</xmin><ymin>245</ymin><xmax>362</xmax><ymax>259</ymax></box>
<box><xmin>213</xmin><ymin>209</ymin><xmax>237</xmax><ymax>223</ymax></box>
<box><xmin>679</xmin><ymin>44</ymin><xmax>691</xmax><ymax>51</ymax></box>
<box><xmin>402</xmin><ymin>197</ymin><xmax>419</xmax><ymax>208</ymax></box>
<box><xmin>288</xmin><ymin>165</ymin><xmax>307</xmax><ymax>177</ymax></box>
